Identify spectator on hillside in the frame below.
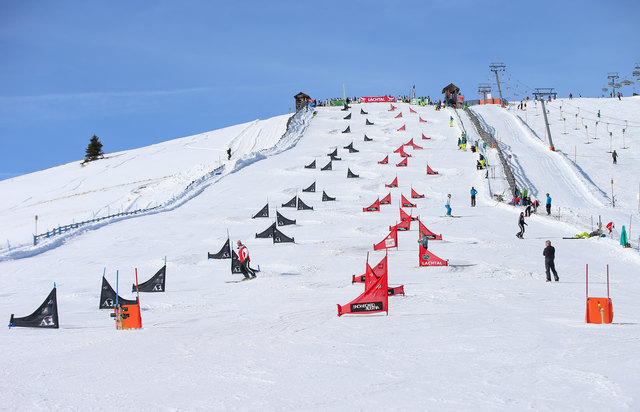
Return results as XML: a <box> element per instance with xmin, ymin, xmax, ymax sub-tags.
<box><xmin>543</xmin><ymin>240</ymin><xmax>559</xmax><ymax>282</ymax></box>
<box><xmin>545</xmin><ymin>193</ymin><xmax>552</xmax><ymax>216</ymax></box>
<box><xmin>612</xmin><ymin>150</ymin><xmax>618</xmax><ymax>164</ymax></box>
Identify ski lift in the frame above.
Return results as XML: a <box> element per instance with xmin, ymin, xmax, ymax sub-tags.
<box><xmin>620</xmin><ymin>79</ymin><xmax>634</xmax><ymax>86</ymax></box>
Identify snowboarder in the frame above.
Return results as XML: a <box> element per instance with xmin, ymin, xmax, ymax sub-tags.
<box><xmin>449</xmin><ymin>116</ymin><xmax>454</xmax><ymax>127</ymax></box>
<box><xmin>237</xmin><ymin>241</ymin><xmax>256</xmax><ymax>279</ymax></box>
<box><xmin>612</xmin><ymin>150</ymin><xmax>617</xmax><ymax>164</ymax></box>
<box><xmin>543</xmin><ymin>240</ymin><xmax>559</xmax><ymax>282</ymax></box>
<box><xmin>545</xmin><ymin>193</ymin><xmax>552</xmax><ymax>216</ymax></box>
<box><xmin>445</xmin><ymin>194</ymin><xmax>452</xmax><ymax>216</ymax></box>
<box><xmin>597</xmin><ymin>110</ymin><xmax>601</xmax><ymax>118</ymax></box>
<box><xmin>516</xmin><ymin>212</ymin><xmax>527</xmax><ymax>238</ymax></box>
<box><xmin>470</xmin><ymin>187</ymin><xmax>477</xmax><ymax>207</ymax></box>
<box><xmin>418</xmin><ymin>231</ymin><xmax>429</xmax><ymax>249</ymax></box>
<box><xmin>227</xmin><ymin>148</ymin><xmax>232</xmax><ymax>160</ymax></box>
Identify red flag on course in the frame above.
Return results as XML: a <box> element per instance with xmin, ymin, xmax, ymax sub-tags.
<box><xmin>378</xmin><ymin>155</ymin><xmax>389</xmax><ymax>165</ymax></box>
<box><xmin>409</xmin><ymin>107</ymin><xmax>417</xmax><ymax>114</ymax></box>
<box><xmin>422</xmin><ymin>133</ymin><xmax>431</xmax><ymax>140</ymax></box>
<box><xmin>397</xmin><ymin>124</ymin><xmax>406</xmax><ymax>131</ymax></box>
<box><xmin>400</xmin><ymin>207</ymin><xmax>417</xmax><ymax>222</ymax></box>
<box><xmin>401</xmin><ymin>194</ymin><xmax>416</xmax><ymax>208</ymax></box>
<box><xmin>418</xmin><ymin>219</ymin><xmax>442</xmax><ymax>240</ymax></box>
<box><xmin>388</xmin><ymin>104</ymin><xmax>396</xmax><ymax>111</ymax></box>
<box><xmin>426</xmin><ymin>164</ymin><xmax>439</xmax><ymax>175</ymax></box>
<box><xmin>394</xmin><ymin>146</ymin><xmax>411</xmax><ymax>157</ymax></box>
<box><xmin>411</xmin><ymin>187</ymin><xmax>425</xmax><ymax>199</ymax></box>
<box><xmin>405</xmin><ymin>138</ymin><xmax>423</xmax><ymax>150</ymax></box>
<box><xmin>373</xmin><ymin>226</ymin><xmax>398</xmax><ymax>250</ymax></box>
<box><xmin>390</xmin><ymin>219</ymin><xmax>411</xmax><ymax>231</ymax></box>
<box><xmin>385</xmin><ymin>176</ymin><xmax>398</xmax><ymax>188</ymax></box>
<box><xmin>338</xmin><ymin>263</ymin><xmax>388</xmax><ymax>316</ymax></box>
<box><xmin>353</xmin><ymin>255</ymin><xmax>388</xmax><ymax>284</ymax></box>
<box><xmin>380</xmin><ymin>193</ymin><xmax>391</xmax><ymax>205</ymax></box>
<box><xmin>394</xmin><ymin>112</ymin><xmax>403</xmax><ymax>119</ymax></box>
<box><xmin>419</xmin><ymin>244</ymin><xmax>448</xmax><ymax>266</ymax></box>
<box><xmin>396</xmin><ymin>157</ymin><xmax>408</xmax><ymax>167</ymax></box>
<box><xmin>363</xmin><ymin>198</ymin><xmax>380</xmax><ymax>212</ymax></box>
<box><xmin>419</xmin><ymin>116</ymin><xmax>427</xmax><ymax>123</ymax></box>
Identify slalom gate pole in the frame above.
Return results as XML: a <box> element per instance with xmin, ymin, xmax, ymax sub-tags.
<box><xmin>607</xmin><ymin>264</ymin><xmax>610</xmax><ymax>299</ymax></box>
<box><xmin>116</xmin><ymin>270</ymin><xmax>119</xmax><ymax>308</ymax></box>
<box><xmin>135</xmin><ymin>268</ymin><xmax>140</xmax><ymax>302</ymax></box>
<box><xmin>164</xmin><ymin>256</ymin><xmax>167</xmax><ymax>266</ymax></box>
<box><xmin>585</xmin><ymin>264</ymin><xmax>588</xmax><ymax>300</ymax></box>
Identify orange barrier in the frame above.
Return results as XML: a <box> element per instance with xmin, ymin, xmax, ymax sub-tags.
<box><xmin>585</xmin><ymin>264</ymin><xmax>613</xmax><ymax>324</ymax></box>
<box><xmin>114</xmin><ymin>304</ymin><xmax>142</xmax><ymax>330</ymax></box>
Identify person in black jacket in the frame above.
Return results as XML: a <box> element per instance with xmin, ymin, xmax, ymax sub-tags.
<box><xmin>543</xmin><ymin>240</ymin><xmax>559</xmax><ymax>282</ymax></box>
<box><xmin>516</xmin><ymin>212</ymin><xmax>527</xmax><ymax>238</ymax></box>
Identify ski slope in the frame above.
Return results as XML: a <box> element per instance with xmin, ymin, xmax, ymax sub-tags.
<box><xmin>1</xmin><ymin>100</ymin><xmax>640</xmax><ymax>411</ymax></box>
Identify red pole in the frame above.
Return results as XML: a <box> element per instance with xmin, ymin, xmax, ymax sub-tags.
<box><xmin>585</xmin><ymin>264</ymin><xmax>589</xmax><ymax>299</ymax></box>
<box><xmin>135</xmin><ymin>268</ymin><xmax>140</xmax><ymax>302</ymax></box>
<box><xmin>606</xmin><ymin>264</ymin><xmax>610</xmax><ymax>299</ymax></box>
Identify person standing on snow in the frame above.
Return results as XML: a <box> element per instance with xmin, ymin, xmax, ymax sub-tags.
<box><xmin>237</xmin><ymin>240</ymin><xmax>256</xmax><ymax>279</ymax></box>
<box><xmin>418</xmin><ymin>231</ymin><xmax>429</xmax><ymax>249</ymax></box>
<box><xmin>543</xmin><ymin>240</ymin><xmax>559</xmax><ymax>282</ymax></box>
<box><xmin>517</xmin><ymin>212</ymin><xmax>527</xmax><ymax>238</ymax></box>
<box><xmin>545</xmin><ymin>193</ymin><xmax>552</xmax><ymax>216</ymax></box>
<box><xmin>470</xmin><ymin>187</ymin><xmax>477</xmax><ymax>207</ymax></box>
<box><xmin>445</xmin><ymin>194</ymin><xmax>452</xmax><ymax>216</ymax></box>
<box><xmin>612</xmin><ymin>150</ymin><xmax>618</xmax><ymax>164</ymax></box>
<box><xmin>227</xmin><ymin>148</ymin><xmax>232</xmax><ymax>160</ymax></box>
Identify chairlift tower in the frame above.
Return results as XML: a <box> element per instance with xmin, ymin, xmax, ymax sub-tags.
<box><xmin>478</xmin><ymin>83</ymin><xmax>491</xmax><ymax>101</ymax></box>
<box><xmin>533</xmin><ymin>88</ymin><xmax>557</xmax><ymax>151</ymax></box>
<box><xmin>607</xmin><ymin>72</ymin><xmax>619</xmax><ymax>97</ymax></box>
<box><xmin>489</xmin><ymin>63</ymin><xmax>506</xmax><ymax>101</ymax></box>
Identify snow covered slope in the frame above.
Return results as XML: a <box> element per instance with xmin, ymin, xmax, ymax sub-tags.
<box><xmin>1</xmin><ymin>101</ymin><xmax>639</xmax><ymax>411</ymax></box>
<box><xmin>0</xmin><ymin>114</ymin><xmax>291</xmax><ymax>248</ymax></box>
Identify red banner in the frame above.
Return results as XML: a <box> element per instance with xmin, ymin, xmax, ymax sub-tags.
<box><xmin>361</xmin><ymin>96</ymin><xmax>396</xmax><ymax>103</ymax></box>
<box><xmin>419</xmin><ymin>245</ymin><xmax>448</xmax><ymax>266</ymax></box>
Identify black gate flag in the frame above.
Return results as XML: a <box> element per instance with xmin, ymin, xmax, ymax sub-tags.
<box><xmin>100</xmin><ymin>276</ymin><xmax>137</xmax><ymax>309</ymax></box>
<box><xmin>208</xmin><ymin>238</ymin><xmax>231</xmax><ymax>259</ymax></box>
<box><xmin>135</xmin><ymin>265</ymin><xmax>166</xmax><ymax>292</ymax></box>
<box><xmin>9</xmin><ymin>286</ymin><xmax>59</xmax><ymax>328</ymax></box>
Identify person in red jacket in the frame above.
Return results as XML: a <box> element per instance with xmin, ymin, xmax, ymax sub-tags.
<box><xmin>237</xmin><ymin>240</ymin><xmax>256</xmax><ymax>279</ymax></box>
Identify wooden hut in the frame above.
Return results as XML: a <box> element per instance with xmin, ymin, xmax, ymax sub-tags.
<box><xmin>294</xmin><ymin>92</ymin><xmax>311</xmax><ymax>112</ymax></box>
<box><xmin>441</xmin><ymin>83</ymin><xmax>460</xmax><ymax>107</ymax></box>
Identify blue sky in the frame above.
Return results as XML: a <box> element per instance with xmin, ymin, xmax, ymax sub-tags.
<box><xmin>1</xmin><ymin>0</ymin><xmax>638</xmax><ymax>179</ymax></box>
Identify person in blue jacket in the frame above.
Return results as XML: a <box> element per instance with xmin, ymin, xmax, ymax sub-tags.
<box><xmin>445</xmin><ymin>194</ymin><xmax>452</xmax><ymax>216</ymax></box>
<box><xmin>470</xmin><ymin>187</ymin><xmax>477</xmax><ymax>207</ymax></box>
<box><xmin>545</xmin><ymin>193</ymin><xmax>552</xmax><ymax>216</ymax></box>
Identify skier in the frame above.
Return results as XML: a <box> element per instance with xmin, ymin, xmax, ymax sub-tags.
<box><xmin>449</xmin><ymin>116</ymin><xmax>454</xmax><ymax>127</ymax></box>
<box><xmin>237</xmin><ymin>240</ymin><xmax>256</xmax><ymax>279</ymax></box>
<box><xmin>543</xmin><ymin>240</ymin><xmax>559</xmax><ymax>282</ymax></box>
<box><xmin>545</xmin><ymin>193</ymin><xmax>552</xmax><ymax>216</ymax></box>
<box><xmin>612</xmin><ymin>150</ymin><xmax>617</xmax><ymax>164</ymax></box>
<box><xmin>418</xmin><ymin>231</ymin><xmax>429</xmax><ymax>249</ymax></box>
<box><xmin>445</xmin><ymin>194</ymin><xmax>452</xmax><ymax>216</ymax></box>
<box><xmin>597</xmin><ymin>110</ymin><xmax>601</xmax><ymax>118</ymax></box>
<box><xmin>516</xmin><ymin>212</ymin><xmax>527</xmax><ymax>238</ymax></box>
<box><xmin>227</xmin><ymin>148</ymin><xmax>232</xmax><ymax>160</ymax></box>
<box><xmin>470</xmin><ymin>187</ymin><xmax>477</xmax><ymax>207</ymax></box>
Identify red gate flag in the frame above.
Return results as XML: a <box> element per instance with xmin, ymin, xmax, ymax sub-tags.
<box><xmin>394</xmin><ymin>146</ymin><xmax>411</xmax><ymax>157</ymax></box>
<box><xmin>426</xmin><ymin>164</ymin><xmax>439</xmax><ymax>175</ymax></box>
<box><xmin>405</xmin><ymin>138</ymin><xmax>423</xmax><ymax>150</ymax></box>
<box><xmin>401</xmin><ymin>194</ymin><xmax>416</xmax><ymax>208</ymax></box>
<box><xmin>378</xmin><ymin>155</ymin><xmax>389</xmax><ymax>165</ymax></box>
<box><xmin>338</xmin><ymin>263</ymin><xmax>388</xmax><ymax>316</ymax></box>
<box><xmin>400</xmin><ymin>207</ymin><xmax>417</xmax><ymax>222</ymax></box>
<box><xmin>374</xmin><ymin>226</ymin><xmax>398</xmax><ymax>250</ymax></box>
<box><xmin>363</xmin><ymin>198</ymin><xmax>380</xmax><ymax>212</ymax></box>
<box><xmin>396</xmin><ymin>157</ymin><xmax>408</xmax><ymax>167</ymax></box>
<box><xmin>397</xmin><ymin>124</ymin><xmax>406</xmax><ymax>131</ymax></box>
<box><xmin>409</xmin><ymin>107</ymin><xmax>417</xmax><ymax>114</ymax></box>
<box><xmin>353</xmin><ymin>255</ymin><xmax>388</xmax><ymax>284</ymax></box>
<box><xmin>419</xmin><ymin>116</ymin><xmax>427</xmax><ymax>123</ymax></box>
<box><xmin>411</xmin><ymin>187</ymin><xmax>425</xmax><ymax>199</ymax></box>
<box><xmin>388</xmin><ymin>104</ymin><xmax>397</xmax><ymax>111</ymax></box>
<box><xmin>385</xmin><ymin>176</ymin><xmax>398</xmax><ymax>188</ymax></box>
<box><xmin>390</xmin><ymin>219</ymin><xmax>411</xmax><ymax>231</ymax></box>
<box><xmin>418</xmin><ymin>219</ymin><xmax>442</xmax><ymax>240</ymax></box>
<box><xmin>419</xmin><ymin>245</ymin><xmax>448</xmax><ymax>266</ymax></box>
<box><xmin>388</xmin><ymin>285</ymin><xmax>405</xmax><ymax>296</ymax></box>
<box><xmin>380</xmin><ymin>193</ymin><xmax>391</xmax><ymax>205</ymax></box>
<box><xmin>394</xmin><ymin>112</ymin><xmax>403</xmax><ymax>119</ymax></box>
<box><xmin>422</xmin><ymin>133</ymin><xmax>431</xmax><ymax>140</ymax></box>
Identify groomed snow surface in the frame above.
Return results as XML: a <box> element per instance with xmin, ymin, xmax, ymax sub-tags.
<box><xmin>1</xmin><ymin>98</ymin><xmax>639</xmax><ymax>411</ymax></box>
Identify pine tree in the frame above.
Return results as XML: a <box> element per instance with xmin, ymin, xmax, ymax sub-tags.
<box><xmin>84</xmin><ymin>135</ymin><xmax>104</xmax><ymax>163</ymax></box>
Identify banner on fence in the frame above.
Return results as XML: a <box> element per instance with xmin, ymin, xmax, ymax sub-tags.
<box><xmin>361</xmin><ymin>96</ymin><xmax>396</xmax><ymax>103</ymax></box>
